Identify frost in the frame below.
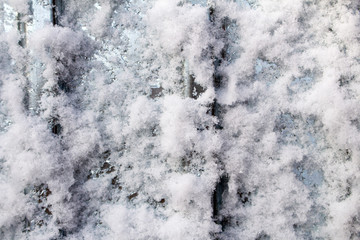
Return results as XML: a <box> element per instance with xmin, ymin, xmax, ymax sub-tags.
<box><xmin>0</xmin><ymin>0</ymin><xmax>360</xmax><ymax>239</ymax></box>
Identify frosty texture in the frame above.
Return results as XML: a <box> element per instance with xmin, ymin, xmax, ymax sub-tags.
<box><xmin>0</xmin><ymin>0</ymin><xmax>359</xmax><ymax>239</ymax></box>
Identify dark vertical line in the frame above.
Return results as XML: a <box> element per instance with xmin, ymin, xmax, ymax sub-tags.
<box><xmin>17</xmin><ymin>13</ymin><xmax>26</xmax><ymax>47</ymax></box>
<box><xmin>50</xmin><ymin>0</ymin><xmax>62</xmax><ymax>133</ymax></box>
<box><xmin>52</xmin><ymin>0</ymin><xmax>63</xmax><ymax>26</ymax></box>
<box><xmin>212</xmin><ymin>175</ymin><xmax>229</xmax><ymax>219</ymax></box>
<box><xmin>50</xmin><ymin>0</ymin><xmax>64</xmax><ymax>134</ymax></box>
<box><xmin>187</xmin><ymin>74</ymin><xmax>195</xmax><ymax>98</ymax></box>
<box><xmin>51</xmin><ymin>0</ymin><xmax>57</xmax><ymax>26</ymax></box>
<box><xmin>209</xmin><ymin>5</ymin><xmax>229</xmax><ymax>234</ymax></box>
<box><xmin>50</xmin><ymin>0</ymin><xmax>60</xmax><ymax>131</ymax></box>
<box><xmin>16</xmin><ymin>12</ymin><xmax>30</xmax><ymax>112</ymax></box>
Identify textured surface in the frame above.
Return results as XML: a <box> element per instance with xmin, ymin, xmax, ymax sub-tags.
<box><xmin>0</xmin><ymin>0</ymin><xmax>359</xmax><ymax>239</ymax></box>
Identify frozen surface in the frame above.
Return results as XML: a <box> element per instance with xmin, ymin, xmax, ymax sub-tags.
<box><xmin>0</xmin><ymin>0</ymin><xmax>360</xmax><ymax>239</ymax></box>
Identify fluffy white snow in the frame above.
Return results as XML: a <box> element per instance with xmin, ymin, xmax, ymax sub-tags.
<box><xmin>0</xmin><ymin>0</ymin><xmax>359</xmax><ymax>239</ymax></box>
